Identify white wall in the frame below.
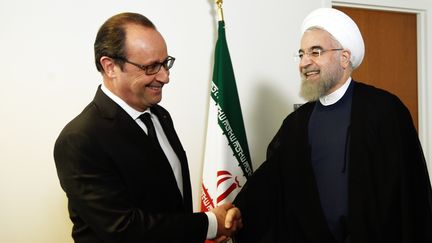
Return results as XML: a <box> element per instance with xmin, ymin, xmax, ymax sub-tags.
<box><xmin>0</xmin><ymin>0</ymin><xmax>430</xmax><ymax>242</ymax></box>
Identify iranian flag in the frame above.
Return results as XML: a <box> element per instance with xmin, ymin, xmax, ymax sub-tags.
<box><xmin>201</xmin><ymin>20</ymin><xmax>253</xmax><ymax>214</ymax></box>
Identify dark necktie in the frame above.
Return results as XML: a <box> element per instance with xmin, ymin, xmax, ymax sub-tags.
<box><xmin>139</xmin><ymin>113</ymin><xmax>161</xmax><ymax>148</ymax></box>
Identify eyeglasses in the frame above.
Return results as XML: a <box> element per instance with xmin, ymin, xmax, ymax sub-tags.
<box><xmin>294</xmin><ymin>48</ymin><xmax>343</xmax><ymax>62</ymax></box>
<box><xmin>114</xmin><ymin>56</ymin><xmax>175</xmax><ymax>75</ymax></box>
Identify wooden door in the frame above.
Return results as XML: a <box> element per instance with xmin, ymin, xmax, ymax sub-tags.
<box><xmin>335</xmin><ymin>7</ymin><xmax>418</xmax><ymax>130</ymax></box>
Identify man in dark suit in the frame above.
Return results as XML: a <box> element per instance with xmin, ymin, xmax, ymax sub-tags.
<box><xmin>54</xmin><ymin>12</ymin><xmax>240</xmax><ymax>243</ymax></box>
<box><xmin>234</xmin><ymin>8</ymin><xmax>432</xmax><ymax>243</ymax></box>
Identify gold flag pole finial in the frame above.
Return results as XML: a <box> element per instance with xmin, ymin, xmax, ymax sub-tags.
<box><xmin>215</xmin><ymin>0</ymin><xmax>224</xmax><ymax>21</ymax></box>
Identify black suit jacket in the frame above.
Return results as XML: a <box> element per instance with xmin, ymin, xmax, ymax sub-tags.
<box><xmin>54</xmin><ymin>86</ymin><xmax>208</xmax><ymax>243</ymax></box>
<box><xmin>234</xmin><ymin>81</ymin><xmax>432</xmax><ymax>243</ymax></box>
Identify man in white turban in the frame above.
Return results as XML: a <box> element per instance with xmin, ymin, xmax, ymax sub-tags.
<box><xmin>233</xmin><ymin>7</ymin><xmax>432</xmax><ymax>243</ymax></box>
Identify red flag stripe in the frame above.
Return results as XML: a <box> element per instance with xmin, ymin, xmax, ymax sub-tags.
<box><xmin>217</xmin><ymin>170</ymin><xmax>232</xmax><ymax>176</ymax></box>
<box><xmin>216</xmin><ymin>176</ymin><xmax>231</xmax><ymax>187</ymax></box>
<box><xmin>201</xmin><ymin>183</ymin><xmax>215</xmax><ymax>211</ymax></box>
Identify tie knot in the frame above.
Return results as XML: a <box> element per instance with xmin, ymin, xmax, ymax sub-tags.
<box><xmin>139</xmin><ymin>112</ymin><xmax>160</xmax><ymax>147</ymax></box>
<box><xmin>139</xmin><ymin>112</ymin><xmax>152</xmax><ymax>125</ymax></box>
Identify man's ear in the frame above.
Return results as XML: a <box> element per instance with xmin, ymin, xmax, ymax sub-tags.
<box><xmin>341</xmin><ymin>49</ymin><xmax>351</xmax><ymax>69</ymax></box>
<box><xmin>100</xmin><ymin>56</ymin><xmax>117</xmax><ymax>78</ymax></box>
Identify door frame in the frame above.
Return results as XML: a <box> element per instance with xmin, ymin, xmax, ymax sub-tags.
<box><xmin>322</xmin><ymin>0</ymin><xmax>432</xmax><ymax>171</ymax></box>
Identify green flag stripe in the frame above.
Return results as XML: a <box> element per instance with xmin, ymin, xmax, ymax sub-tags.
<box><xmin>212</xmin><ymin>20</ymin><xmax>253</xmax><ymax>177</ymax></box>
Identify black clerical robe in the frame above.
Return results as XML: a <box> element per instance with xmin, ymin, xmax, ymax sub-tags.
<box><xmin>234</xmin><ymin>81</ymin><xmax>432</xmax><ymax>243</ymax></box>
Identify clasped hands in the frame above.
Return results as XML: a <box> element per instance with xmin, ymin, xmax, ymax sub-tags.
<box><xmin>211</xmin><ymin>202</ymin><xmax>243</xmax><ymax>243</ymax></box>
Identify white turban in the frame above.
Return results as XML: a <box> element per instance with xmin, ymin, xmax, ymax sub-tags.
<box><xmin>301</xmin><ymin>8</ymin><xmax>365</xmax><ymax>69</ymax></box>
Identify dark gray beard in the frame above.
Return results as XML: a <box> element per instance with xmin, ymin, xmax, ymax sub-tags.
<box><xmin>300</xmin><ymin>68</ymin><xmax>342</xmax><ymax>101</ymax></box>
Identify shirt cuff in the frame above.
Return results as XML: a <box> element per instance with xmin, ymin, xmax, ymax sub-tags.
<box><xmin>205</xmin><ymin>211</ymin><xmax>217</xmax><ymax>239</ymax></box>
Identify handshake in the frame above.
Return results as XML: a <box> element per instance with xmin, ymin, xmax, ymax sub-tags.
<box><xmin>210</xmin><ymin>202</ymin><xmax>243</xmax><ymax>243</ymax></box>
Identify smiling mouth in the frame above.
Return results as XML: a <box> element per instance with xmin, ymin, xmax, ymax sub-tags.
<box><xmin>147</xmin><ymin>84</ymin><xmax>163</xmax><ymax>91</ymax></box>
<box><xmin>304</xmin><ymin>70</ymin><xmax>320</xmax><ymax>80</ymax></box>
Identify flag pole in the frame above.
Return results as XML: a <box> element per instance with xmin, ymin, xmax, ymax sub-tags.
<box><xmin>215</xmin><ymin>0</ymin><xmax>224</xmax><ymax>21</ymax></box>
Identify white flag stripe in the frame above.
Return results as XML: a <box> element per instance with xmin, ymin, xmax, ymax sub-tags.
<box><xmin>202</xmin><ymin>97</ymin><xmax>247</xmax><ymax>206</ymax></box>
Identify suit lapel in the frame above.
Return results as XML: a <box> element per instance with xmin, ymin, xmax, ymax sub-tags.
<box><xmin>93</xmin><ymin>86</ymin><xmax>151</xmax><ymax>151</ymax></box>
<box><xmin>92</xmin><ymin>87</ymin><xmax>187</xmax><ymax>208</ymax></box>
<box><xmin>151</xmin><ymin>106</ymin><xmax>193</xmax><ymax>211</ymax></box>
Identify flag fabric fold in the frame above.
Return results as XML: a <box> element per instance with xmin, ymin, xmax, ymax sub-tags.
<box><xmin>201</xmin><ymin>20</ymin><xmax>253</xmax><ymax>214</ymax></box>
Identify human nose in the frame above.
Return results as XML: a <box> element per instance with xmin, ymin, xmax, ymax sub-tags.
<box><xmin>155</xmin><ymin>66</ymin><xmax>170</xmax><ymax>84</ymax></box>
<box><xmin>299</xmin><ymin>53</ymin><xmax>313</xmax><ymax>68</ymax></box>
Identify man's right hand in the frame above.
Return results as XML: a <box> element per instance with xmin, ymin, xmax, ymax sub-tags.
<box><xmin>211</xmin><ymin>202</ymin><xmax>243</xmax><ymax>241</ymax></box>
